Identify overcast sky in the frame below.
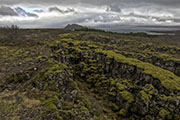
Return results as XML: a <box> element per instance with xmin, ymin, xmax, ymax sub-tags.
<box><xmin>0</xmin><ymin>0</ymin><xmax>180</xmax><ymax>28</ymax></box>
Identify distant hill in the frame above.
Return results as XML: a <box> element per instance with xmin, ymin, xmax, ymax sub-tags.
<box><xmin>64</xmin><ymin>24</ymin><xmax>87</xmax><ymax>31</ymax></box>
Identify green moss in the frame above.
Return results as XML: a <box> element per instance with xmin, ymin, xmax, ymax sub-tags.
<box><xmin>32</xmin><ymin>61</ymin><xmax>67</xmax><ymax>82</ymax></box>
<box><xmin>89</xmin><ymin>59</ymin><xmax>97</xmax><ymax>63</ymax></box>
<box><xmin>7</xmin><ymin>74</ymin><xmax>28</xmax><ymax>83</ymax></box>
<box><xmin>57</xmin><ymin>116</ymin><xmax>63</xmax><ymax>120</ymax></box>
<box><xmin>88</xmin><ymin>44</ymin><xmax>98</xmax><ymax>49</ymax></box>
<box><xmin>46</xmin><ymin>63</ymin><xmax>67</xmax><ymax>76</ymax></box>
<box><xmin>70</xmin><ymin>79</ymin><xmax>79</xmax><ymax>90</ymax></box>
<box><xmin>120</xmin><ymin>91</ymin><xmax>134</xmax><ymax>103</ymax></box>
<box><xmin>77</xmin><ymin>94</ymin><xmax>91</xmax><ymax>109</ymax></box>
<box><xmin>0</xmin><ymin>102</ymin><xmax>19</xmax><ymax>115</ymax></box>
<box><xmin>79</xmin><ymin>46</ymin><xmax>90</xmax><ymax>50</ymax></box>
<box><xmin>121</xmin><ymin>50</ymin><xmax>180</xmax><ymax>67</ymax></box>
<box><xmin>110</xmin><ymin>78</ymin><xmax>117</xmax><ymax>86</ymax></box>
<box><xmin>95</xmin><ymin>49</ymin><xmax>180</xmax><ymax>92</ymax></box>
<box><xmin>108</xmin><ymin>92</ymin><xmax>116</xmax><ymax>96</ymax></box>
<box><xmin>49</xmin><ymin>80</ymin><xmax>56</xmax><ymax>85</ymax></box>
<box><xmin>84</xmin><ymin>65</ymin><xmax>98</xmax><ymax>72</ymax></box>
<box><xmin>79</xmin><ymin>61</ymin><xmax>87</xmax><ymax>66</ymax></box>
<box><xmin>62</xmin><ymin>102</ymin><xmax>74</xmax><ymax>110</ymax></box>
<box><xmin>31</xmin><ymin>69</ymin><xmax>46</xmax><ymax>82</ymax></box>
<box><xmin>11</xmin><ymin>116</ymin><xmax>20</xmax><ymax>120</ymax></box>
<box><xmin>143</xmin><ymin>84</ymin><xmax>157</xmax><ymax>95</ymax></box>
<box><xmin>81</xmin><ymin>106</ymin><xmax>89</xmax><ymax>114</ymax></box>
<box><xmin>140</xmin><ymin>91</ymin><xmax>151</xmax><ymax>102</ymax></box>
<box><xmin>119</xmin><ymin>109</ymin><xmax>128</xmax><ymax>117</ymax></box>
<box><xmin>46</xmin><ymin>103</ymin><xmax>57</xmax><ymax>111</ymax></box>
<box><xmin>110</xmin><ymin>103</ymin><xmax>120</xmax><ymax>111</ymax></box>
<box><xmin>68</xmin><ymin>72</ymin><xmax>73</xmax><ymax>77</ymax></box>
<box><xmin>159</xmin><ymin>109</ymin><xmax>172</xmax><ymax>119</ymax></box>
<box><xmin>106</xmin><ymin>62</ymin><xmax>111</xmax><ymax>65</ymax></box>
<box><xmin>121</xmin><ymin>79</ymin><xmax>135</xmax><ymax>89</ymax></box>
<box><xmin>55</xmin><ymin>49</ymin><xmax>63</xmax><ymax>54</ymax></box>
<box><xmin>116</xmin><ymin>83</ymin><xmax>127</xmax><ymax>91</ymax></box>
<box><xmin>49</xmin><ymin>86</ymin><xmax>59</xmax><ymax>92</ymax></box>
<box><xmin>59</xmin><ymin>33</ymin><xmax>80</xmax><ymax>40</ymax></box>
<box><xmin>145</xmin><ymin>115</ymin><xmax>153</xmax><ymax>120</ymax></box>
<box><xmin>44</xmin><ymin>95</ymin><xmax>58</xmax><ymax>111</ymax></box>
<box><xmin>158</xmin><ymin>95</ymin><xmax>179</xmax><ymax>102</ymax></box>
<box><xmin>109</xmin><ymin>87</ymin><xmax>116</xmax><ymax>92</ymax></box>
<box><xmin>59</xmin><ymin>110</ymin><xmax>74</xmax><ymax>119</ymax></box>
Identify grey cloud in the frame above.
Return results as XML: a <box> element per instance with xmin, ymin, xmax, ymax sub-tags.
<box><xmin>154</xmin><ymin>18</ymin><xmax>180</xmax><ymax>23</ymax></box>
<box><xmin>49</xmin><ymin>7</ymin><xmax>63</xmax><ymax>13</ymax></box>
<box><xmin>65</xmin><ymin>8</ymin><xmax>75</xmax><ymax>13</ymax></box>
<box><xmin>106</xmin><ymin>5</ymin><xmax>121</xmax><ymax>13</ymax></box>
<box><xmin>92</xmin><ymin>14</ymin><xmax>121</xmax><ymax>23</ymax></box>
<box><xmin>1</xmin><ymin>0</ymin><xmax>180</xmax><ymax>8</ymax></box>
<box><xmin>127</xmin><ymin>12</ymin><xmax>178</xmax><ymax>23</ymax></box>
<box><xmin>0</xmin><ymin>6</ymin><xmax>38</xmax><ymax>17</ymax></box>
<box><xmin>128</xmin><ymin>12</ymin><xmax>149</xmax><ymax>19</ymax></box>
<box><xmin>0</xmin><ymin>6</ymin><xmax>18</xmax><ymax>16</ymax></box>
<box><xmin>155</xmin><ymin>18</ymin><xmax>167</xmax><ymax>22</ymax></box>
<box><xmin>0</xmin><ymin>11</ymin><xmax>92</xmax><ymax>28</ymax></box>
<box><xmin>49</xmin><ymin>7</ymin><xmax>75</xmax><ymax>14</ymax></box>
<box><xmin>0</xmin><ymin>0</ymin><xmax>180</xmax><ymax>28</ymax></box>
<box><xmin>15</xmin><ymin>7</ymin><xmax>38</xmax><ymax>17</ymax></box>
<box><xmin>34</xmin><ymin>9</ymin><xmax>44</xmax><ymax>13</ymax></box>
<box><xmin>26</xmin><ymin>12</ymin><xmax>38</xmax><ymax>17</ymax></box>
<box><xmin>174</xmin><ymin>19</ymin><xmax>180</xmax><ymax>23</ymax></box>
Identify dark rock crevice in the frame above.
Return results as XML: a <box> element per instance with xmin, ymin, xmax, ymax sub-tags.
<box><xmin>51</xmin><ymin>41</ymin><xmax>180</xmax><ymax>119</ymax></box>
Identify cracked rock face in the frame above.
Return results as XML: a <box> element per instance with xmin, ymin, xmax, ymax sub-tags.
<box><xmin>49</xmin><ymin>33</ymin><xmax>180</xmax><ymax>119</ymax></box>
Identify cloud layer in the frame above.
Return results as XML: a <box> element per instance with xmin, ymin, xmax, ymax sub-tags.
<box><xmin>0</xmin><ymin>6</ymin><xmax>18</xmax><ymax>16</ymax></box>
<box><xmin>1</xmin><ymin>0</ymin><xmax>180</xmax><ymax>7</ymax></box>
<box><xmin>0</xmin><ymin>1</ymin><xmax>180</xmax><ymax>28</ymax></box>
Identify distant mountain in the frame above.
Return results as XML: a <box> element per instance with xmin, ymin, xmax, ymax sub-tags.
<box><xmin>64</xmin><ymin>24</ymin><xmax>87</xmax><ymax>31</ymax></box>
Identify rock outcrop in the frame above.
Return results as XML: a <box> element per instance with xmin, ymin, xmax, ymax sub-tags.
<box><xmin>49</xmin><ymin>33</ymin><xmax>180</xmax><ymax>120</ymax></box>
<box><xmin>64</xmin><ymin>24</ymin><xmax>87</xmax><ymax>31</ymax></box>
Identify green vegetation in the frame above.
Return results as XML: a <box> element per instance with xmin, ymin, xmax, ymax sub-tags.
<box><xmin>119</xmin><ymin>109</ymin><xmax>128</xmax><ymax>117</ymax></box>
<box><xmin>0</xmin><ymin>29</ymin><xmax>180</xmax><ymax>120</ymax></box>
<box><xmin>116</xmin><ymin>83</ymin><xmax>127</xmax><ymax>91</ymax></box>
<box><xmin>159</xmin><ymin>109</ymin><xmax>172</xmax><ymax>119</ymax></box>
<box><xmin>44</xmin><ymin>95</ymin><xmax>59</xmax><ymax>111</ymax></box>
<box><xmin>95</xmin><ymin>49</ymin><xmax>180</xmax><ymax>92</ymax></box>
<box><xmin>140</xmin><ymin>90</ymin><xmax>151</xmax><ymax>101</ymax></box>
<box><xmin>120</xmin><ymin>91</ymin><xmax>134</xmax><ymax>103</ymax></box>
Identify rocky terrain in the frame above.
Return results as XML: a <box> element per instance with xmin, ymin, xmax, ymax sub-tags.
<box><xmin>0</xmin><ymin>27</ymin><xmax>180</xmax><ymax>120</ymax></box>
